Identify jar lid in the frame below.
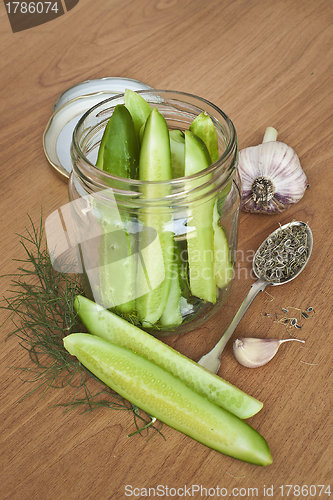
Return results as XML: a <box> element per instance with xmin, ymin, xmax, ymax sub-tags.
<box><xmin>43</xmin><ymin>77</ymin><xmax>153</xmax><ymax>182</ymax></box>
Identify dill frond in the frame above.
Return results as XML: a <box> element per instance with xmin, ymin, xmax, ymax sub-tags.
<box><xmin>1</xmin><ymin>211</ymin><xmax>163</xmax><ymax>439</ymax></box>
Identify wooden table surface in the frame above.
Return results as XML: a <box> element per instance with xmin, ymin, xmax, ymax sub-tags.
<box><xmin>1</xmin><ymin>0</ymin><xmax>332</xmax><ymax>498</ymax></box>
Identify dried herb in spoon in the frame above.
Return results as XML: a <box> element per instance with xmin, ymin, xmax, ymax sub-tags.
<box><xmin>254</xmin><ymin>223</ymin><xmax>309</xmax><ymax>283</ymax></box>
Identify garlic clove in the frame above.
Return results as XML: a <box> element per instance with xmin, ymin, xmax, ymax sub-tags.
<box><xmin>233</xmin><ymin>337</ymin><xmax>305</xmax><ymax>368</ymax></box>
<box><xmin>238</xmin><ymin>127</ymin><xmax>308</xmax><ymax>214</ymax></box>
<box><xmin>262</xmin><ymin>126</ymin><xmax>278</xmax><ymax>143</ymax></box>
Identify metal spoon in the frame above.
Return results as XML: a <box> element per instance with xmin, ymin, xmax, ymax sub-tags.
<box><xmin>198</xmin><ymin>221</ymin><xmax>313</xmax><ymax>374</ymax></box>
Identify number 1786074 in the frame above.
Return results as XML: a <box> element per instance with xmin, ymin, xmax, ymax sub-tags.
<box><xmin>279</xmin><ymin>484</ymin><xmax>331</xmax><ymax>497</ymax></box>
<box><xmin>5</xmin><ymin>2</ymin><xmax>60</xmax><ymax>14</ymax></box>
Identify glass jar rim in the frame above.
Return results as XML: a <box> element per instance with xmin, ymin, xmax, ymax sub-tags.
<box><xmin>71</xmin><ymin>89</ymin><xmax>238</xmax><ymax>192</ymax></box>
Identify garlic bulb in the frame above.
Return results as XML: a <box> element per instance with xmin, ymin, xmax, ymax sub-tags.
<box><xmin>238</xmin><ymin>127</ymin><xmax>308</xmax><ymax>214</ymax></box>
<box><xmin>233</xmin><ymin>337</ymin><xmax>305</xmax><ymax>368</ymax></box>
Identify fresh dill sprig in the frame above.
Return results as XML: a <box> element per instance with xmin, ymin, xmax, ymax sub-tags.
<box><xmin>1</xmin><ymin>212</ymin><xmax>163</xmax><ymax>439</ymax></box>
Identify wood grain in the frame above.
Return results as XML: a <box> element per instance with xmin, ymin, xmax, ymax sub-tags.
<box><xmin>1</xmin><ymin>0</ymin><xmax>332</xmax><ymax>498</ymax></box>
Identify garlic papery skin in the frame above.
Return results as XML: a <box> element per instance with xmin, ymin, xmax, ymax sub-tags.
<box><xmin>238</xmin><ymin>128</ymin><xmax>308</xmax><ymax>214</ymax></box>
<box><xmin>233</xmin><ymin>337</ymin><xmax>305</xmax><ymax>368</ymax></box>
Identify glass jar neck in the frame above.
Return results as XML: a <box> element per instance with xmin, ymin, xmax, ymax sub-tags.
<box><xmin>70</xmin><ymin>90</ymin><xmax>238</xmax><ymax>207</ymax></box>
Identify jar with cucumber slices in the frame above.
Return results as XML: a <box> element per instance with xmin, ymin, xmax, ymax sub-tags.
<box><xmin>69</xmin><ymin>90</ymin><xmax>240</xmax><ymax>336</ymax></box>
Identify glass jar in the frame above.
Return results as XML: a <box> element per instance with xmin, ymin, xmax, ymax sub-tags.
<box><xmin>69</xmin><ymin>90</ymin><xmax>240</xmax><ymax>336</ymax></box>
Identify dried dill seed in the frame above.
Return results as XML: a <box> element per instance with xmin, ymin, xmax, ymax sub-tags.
<box><xmin>262</xmin><ymin>300</ymin><xmax>316</xmax><ymax>337</ymax></box>
<box><xmin>254</xmin><ymin>223</ymin><xmax>309</xmax><ymax>284</ymax></box>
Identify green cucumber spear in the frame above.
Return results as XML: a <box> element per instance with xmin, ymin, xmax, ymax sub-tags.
<box><xmin>135</xmin><ymin>108</ymin><xmax>174</xmax><ymax>327</ymax></box>
<box><xmin>95</xmin><ymin>105</ymin><xmax>139</xmax><ymax>313</ymax></box>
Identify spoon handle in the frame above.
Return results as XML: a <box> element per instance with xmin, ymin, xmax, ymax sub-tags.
<box><xmin>197</xmin><ymin>279</ymin><xmax>269</xmax><ymax>374</ymax></box>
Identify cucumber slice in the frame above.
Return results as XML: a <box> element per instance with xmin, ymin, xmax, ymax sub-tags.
<box><xmin>184</xmin><ymin>131</ymin><xmax>216</xmax><ymax>304</ymax></box>
<box><xmin>213</xmin><ymin>202</ymin><xmax>234</xmax><ymax>289</ymax></box>
<box><xmin>95</xmin><ymin>105</ymin><xmax>139</xmax><ymax>313</ymax></box>
<box><xmin>74</xmin><ymin>295</ymin><xmax>263</xmax><ymax>419</ymax></box>
<box><xmin>169</xmin><ymin>129</ymin><xmax>185</xmax><ymax>178</ymax></box>
<box><xmin>135</xmin><ymin>108</ymin><xmax>173</xmax><ymax>327</ymax></box>
<box><xmin>96</xmin><ymin>104</ymin><xmax>139</xmax><ymax>179</ymax></box>
<box><xmin>189</xmin><ymin>111</ymin><xmax>219</xmax><ymax>163</ymax></box>
<box><xmin>124</xmin><ymin>88</ymin><xmax>151</xmax><ymax>142</ymax></box>
<box><xmin>189</xmin><ymin>114</ymin><xmax>234</xmax><ymax>290</ymax></box>
<box><xmin>64</xmin><ymin>334</ymin><xmax>272</xmax><ymax>466</ymax></box>
<box><xmin>189</xmin><ymin>112</ymin><xmax>233</xmax><ymax>205</ymax></box>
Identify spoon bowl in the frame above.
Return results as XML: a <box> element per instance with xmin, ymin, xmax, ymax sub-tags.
<box><xmin>197</xmin><ymin>221</ymin><xmax>313</xmax><ymax>374</ymax></box>
<box><xmin>252</xmin><ymin>221</ymin><xmax>313</xmax><ymax>285</ymax></box>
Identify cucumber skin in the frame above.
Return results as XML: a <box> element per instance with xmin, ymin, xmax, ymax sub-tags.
<box><xmin>169</xmin><ymin>129</ymin><xmax>185</xmax><ymax>178</ymax></box>
<box><xmin>74</xmin><ymin>295</ymin><xmax>263</xmax><ymax>419</ymax></box>
<box><xmin>63</xmin><ymin>333</ymin><xmax>272</xmax><ymax>466</ymax></box>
